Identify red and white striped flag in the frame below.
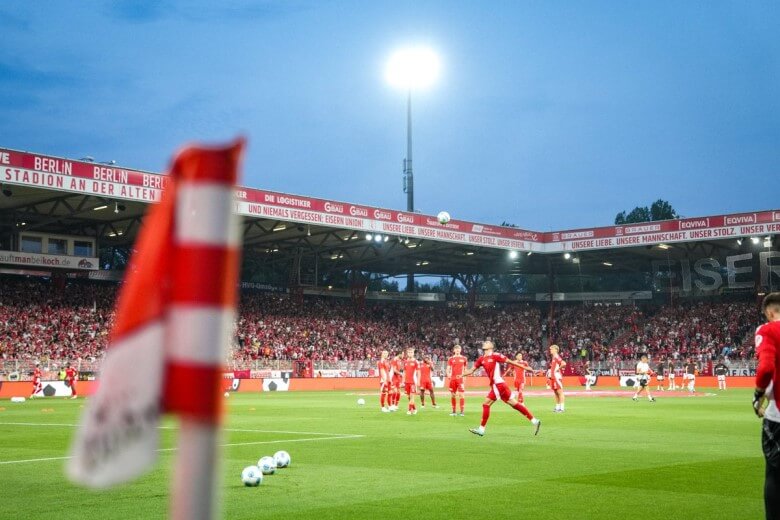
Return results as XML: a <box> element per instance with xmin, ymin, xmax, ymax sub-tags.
<box><xmin>68</xmin><ymin>139</ymin><xmax>244</xmax><ymax>511</ymax></box>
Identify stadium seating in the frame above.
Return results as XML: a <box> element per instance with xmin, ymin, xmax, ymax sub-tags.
<box><xmin>0</xmin><ymin>277</ymin><xmax>761</xmax><ymax>377</ymax></box>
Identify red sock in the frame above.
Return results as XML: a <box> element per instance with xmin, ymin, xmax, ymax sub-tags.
<box><xmin>460</xmin><ymin>398</ymin><xmax>465</xmax><ymax>413</ymax></box>
<box><xmin>481</xmin><ymin>404</ymin><xmax>491</xmax><ymax>427</ymax></box>
<box><xmin>512</xmin><ymin>402</ymin><xmax>533</xmax><ymax>421</ymax></box>
<box><xmin>380</xmin><ymin>394</ymin><xmax>386</xmax><ymax>407</ymax></box>
<box><xmin>451</xmin><ymin>397</ymin><xmax>456</xmax><ymax>412</ymax></box>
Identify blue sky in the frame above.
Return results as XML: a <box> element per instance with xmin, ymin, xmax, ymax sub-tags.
<box><xmin>0</xmin><ymin>1</ymin><xmax>778</xmax><ymax>231</ymax></box>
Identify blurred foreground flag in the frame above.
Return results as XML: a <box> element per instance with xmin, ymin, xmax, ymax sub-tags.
<box><xmin>68</xmin><ymin>139</ymin><xmax>244</xmax><ymax>489</ymax></box>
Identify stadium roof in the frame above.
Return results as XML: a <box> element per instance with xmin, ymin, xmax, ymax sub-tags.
<box><xmin>0</xmin><ymin>146</ymin><xmax>777</xmax><ymax>277</ymax></box>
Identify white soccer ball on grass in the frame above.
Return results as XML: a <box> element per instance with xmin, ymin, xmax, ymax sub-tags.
<box><xmin>258</xmin><ymin>456</ymin><xmax>276</xmax><ymax>475</ymax></box>
<box><xmin>273</xmin><ymin>450</ymin><xmax>291</xmax><ymax>468</ymax></box>
<box><xmin>241</xmin><ymin>465</ymin><xmax>263</xmax><ymax>486</ymax></box>
<box><xmin>357</xmin><ymin>398</ymin><xmax>366</xmax><ymax>406</ymax></box>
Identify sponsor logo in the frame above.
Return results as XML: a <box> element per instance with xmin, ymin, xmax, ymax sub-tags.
<box><xmin>615</xmin><ymin>227</ymin><xmax>624</xmax><ymax>236</ymax></box>
<box><xmin>396</xmin><ymin>213</ymin><xmax>415</xmax><ymax>224</ymax></box>
<box><xmin>552</xmin><ymin>233</ymin><xmax>560</xmax><ymax>242</ymax></box>
<box><xmin>724</xmin><ymin>214</ymin><xmax>756</xmax><ymax>225</ymax></box>
<box><xmin>349</xmin><ymin>206</ymin><xmax>369</xmax><ymax>217</ymax></box>
<box><xmin>472</xmin><ymin>224</ymin><xmax>484</xmax><ymax>233</ymax></box>
<box><xmin>324</xmin><ymin>202</ymin><xmax>344</xmax><ymax>214</ymax></box>
<box><xmin>561</xmin><ymin>230</ymin><xmax>594</xmax><ymax>240</ymax></box>
<box><xmin>373</xmin><ymin>209</ymin><xmax>392</xmax><ymax>220</ymax></box>
<box><xmin>679</xmin><ymin>218</ymin><xmax>709</xmax><ymax>230</ymax></box>
<box><xmin>625</xmin><ymin>223</ymin><xmax>662</xmax><ymax>234</ymax></box>
<box><xmin>773</xmin><ymin>211</ymin><xmax>780</xmax><ymax>222</ymax></box>
<box><xmin>78</xmin><ymin>259</ymin><xmax>94</xmax><ymax>268</ymax></box>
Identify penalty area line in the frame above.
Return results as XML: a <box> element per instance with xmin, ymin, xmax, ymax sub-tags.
<box><xmin>0</xmin><ymin>434</ymin><xmax>364</xmax><ymax>465</ymax></box>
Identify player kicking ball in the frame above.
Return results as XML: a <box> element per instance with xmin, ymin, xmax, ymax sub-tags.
<box><xmin>632</xmin><ymin>354</ymin><xmax>656</xmax><ymax>402</ymax></box>
<box><xmin>463</xmin><ymin>341</ymin><xmax>541</xmax><ymax>437</ymax></box>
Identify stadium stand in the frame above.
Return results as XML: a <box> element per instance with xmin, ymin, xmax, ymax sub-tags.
<box><xmin>0</xmin><ymin>276</ymin><xmax>762</xmax><ymax>377</ymax></box>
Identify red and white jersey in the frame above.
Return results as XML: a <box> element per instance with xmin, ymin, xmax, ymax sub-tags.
<box><xmin>403</xmin><ymin>359</ymin><xmax>419</xmax><ymax>385</ymax></box>
<box><xmin>65</xmin><ymin>367</ymin><xmax>77</xmax><ymax>382</ymax></box>
<box><xmin>474</xmin><ymin>353</ymin><xmax>509</xmax><ymax>386</ymax></box>
<box><xmin>514</xmin><ymin>361</ymin><xmax>530</xmax><ymax>385</ymax></box>
<box><xmin>550</xmin><ymin>354</ymin><xmax>564</xmax><ymax>379</ymax></box>
<box><xmin>377</xmin><ymin>360</ymin><xmax>391</xmax><ymax>383</ymax></box>
<box><xmin>756</xmin><ymin>321</ymin><xmax>780</xmax><ymax>422</ymax></box>
<box><xmin>419</xmin><ymin>363</ymin><xmax>433</xmax><ymax>385</ymax></box>
<box><xmin>32</xmin><ymin>368</ymin><xmax>42</xmax><ymax>383</ymax></box>
<box><xmin>447</xmin><ymin>355</ymin><xmax>468</xmax><ymax>379</ymax></box>
<box><xmin>391</xmin><ymin>359</ymin><xmax>404</xmax><ymax>380</ymax></box>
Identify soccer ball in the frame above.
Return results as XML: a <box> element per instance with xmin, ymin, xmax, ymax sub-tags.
<box><xmin>224</xmin><ymin>392</ymin><xmax>230</xmax><ymax>398</ymax></box>
<box><xmin>273</xmin><ymin>450</ymin><xmax>291</xmax><ymax>468</ymax></box>
<box><xmin>258</xmin><ymin>456</ymin><xmax>276</xmax><ymax>475</ymax></box>
<box><xmin>357</xmin><ymin>398</ymin><xmax>366</xmax><ymax>406</ymax></box>
<box><xmin>241</xmin><ymin>465</ymin><xmax>263</xmax><ymax>487</ymax></box>
<box><xmin>437</xmin><ymin>211</ymin><xmax>451</xmax><ymax>225</ymax></box>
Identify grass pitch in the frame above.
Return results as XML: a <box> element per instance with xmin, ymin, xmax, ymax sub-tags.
<box><xmin>0</xmin><ymin>388</ymin><xmax>764</xmax><ymax>519</ymax></box>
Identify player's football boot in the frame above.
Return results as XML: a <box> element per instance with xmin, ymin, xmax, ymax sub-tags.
<box><xmin>469</xmin><ymin>427</ymin><xmax>484</xmax><ymax>437</ymax></box>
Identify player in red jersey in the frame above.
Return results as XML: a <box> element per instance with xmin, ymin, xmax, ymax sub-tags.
<box><xmin>418</xmin><ymin>356</ymin><xmax>438</xmax><ymax>408</ymax></box>
<box><xmin>446</xmin><ymin>344</ymin><xmax>468</xmax><ymax>416</ymax></box>
<box><xmin>508</xmin><ymin>352</ymin><xmax>534</xmax><ymax>403</ymax></box>
<box><xmin>389</xmin><ymin>352</ymin><xmax>404</xmax><ymax>411</ymax></box>
<box><xmin>753</xmin><ymin>292</ymin><xmax>780</xmax><ymax>519</ymax></box>
<box><xmin>549</xmin><ymin>344</ymin><xmax>567</xmax><ymax>412</ymax></box>
<box><xmin>464</xmin><ymin>341</ymin><xmax>540</xmax><ymax>437</ymax></box>
<box><xmin>403</xmin><ymin>348</ymin><xmax>420</xmax><ymax>415</ymax></box>
<box><xmin>65</xmin><ymin>364</ymin><xmax>78</xmax><ymax>399</ymax></box>
<box><xmin>30</xmin><ymin>363</ymin><xmax>43</xmax><ymax>399</ymax></box>
<box><xmin>377</xmin><ymin>350</ymin><xmax>392</xmax><ymax>412</ymax></box>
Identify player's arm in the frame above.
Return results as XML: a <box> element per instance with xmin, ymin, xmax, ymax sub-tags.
<box><xmin>463</xmin><ymin>361</ymin><xmax>480</xmax><ymax>377</ymax></box>
<box><xmin>754</xmin><ymin>329</ymin><xmax>776</xmax><ymax>416</ymax></box>
<box><xmin>505</xmin><ymin>359</ymin><xmax>524</xmax><ymax>370</ymax></box>
<box><xmin>446</xmin><ymin>360</ymin><xmax>452</xmax><ymax>379</ymax></box>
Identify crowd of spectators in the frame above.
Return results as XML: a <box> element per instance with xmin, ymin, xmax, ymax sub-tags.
<box><xmin>0</xmin><ymin>277</ymin><xmax>763</xmax><ymax>372</ymax></box>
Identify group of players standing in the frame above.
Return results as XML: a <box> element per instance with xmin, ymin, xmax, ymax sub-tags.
<box><xmin>377</xmin><ymin>341</ymin><xmax>570</xmax><ymax>436</ymax></box>
<box><xmin>29</xmin><ymin>363</ymin><xmax>79</xmax><ymax>399</ymax></box>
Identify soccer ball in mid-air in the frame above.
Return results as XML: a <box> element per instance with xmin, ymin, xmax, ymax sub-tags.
<box><xmin>437</xmin><ymin>211</ymin><xmax>451</xmax><ymax>225</ymax></box>
<box><xmin>258</xmin><ymin>456</ymin><xmax>276</xmax><ymax>475</ymax></box>
<box><xmin>273</xmin><ymin>450</ymin><xmax>291</xmax><ymax>468</ymax></box>
<box><xmin>241</xmin><ymin>465</ymin><xmax>263</xmax><ymax>487</ymax></box>
<box><xmin>357</xmin><ymin>398</ymin><xmax>366</xmax><ymax>406</ymax></box>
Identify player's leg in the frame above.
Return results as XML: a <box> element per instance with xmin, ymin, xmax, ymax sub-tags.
<box><xmin>429</xmin><ymin>387</ymin><xmax>438</xmax><ymax>407</ymax></box>
<box><xmin>458</xmin><ymin>389</ymin><xmax>465</xmax><ymax>415</ymax></box>
<box><xmin>763</xmin><ymin>419</ymin><xmax>780</xmax><ymax>520</ymax></box>
<box><xmin>450</xmin><ymin>390</ymin><xmax>457</xmax><ymax>415</ymax></box>
<box><xmin>506</xmin><ymin>393</ymin><xmax>542</xmax><ymax>434</ymax></box>
<box><xmin>470</xmin><ymin>397</ymin><xmax>495</xmax><ymax>436</ymax></box>
<box><xmin>419</xmin><ymin>387</ymin><xmax>425</xmax><ymax>407</ymax></box>
<box><xmin>71</xmin><ymin>382</ymin><xmax>77</xmax><ymax>399</ymax></box>
<box><xmin>632</xmin><ymin>382</ymin><xmax>641</xmax><ymax>400</ymax></box>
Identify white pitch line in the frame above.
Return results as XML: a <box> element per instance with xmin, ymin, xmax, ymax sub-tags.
<box><xmin>0</xmin><ymin>434</ymin><xmax>364</xmax><ymax>465</ymax></box>
<box><xmin>0</xmin><ymin>423</ymin><xmax>359</xmax><ymax>437</ymax></box>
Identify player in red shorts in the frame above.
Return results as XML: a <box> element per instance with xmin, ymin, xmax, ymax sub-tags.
<box><xmin>403</xmin><ymin>348</ymin><xmax>420</xmax><ymax>415</ymax></box>
<box><xmin>508</xmin><ymin>352</ymin><xmax>533</xmax><ymax>403</ymax></box>
<box><xmin>418</xmin><ymin>356</ymin><xmax>438</xmax><ymax>408</ymax></box>
<box><xmin>390</xmin><ymin>352</ymin><xmax>404</xmax><ymax>411</ymax></box>
<box><xmin>446</xmin><ymin>344</ymin><xmax>468</xmax><ymax>416</ymax></box>
<box><xmin>65</xmin><ymin>363</ymin><xmax>78</xmax><ymax>399</ymax></box>
<box><xmin>549</xmin><ymin>344</ymin><xmax>566</xmax><ymax>412</ymax></box>
<box><xmin>377</xmin><ymin>350</ymin><xmax>392</xmax><ymax>412</ymax></box>
<box><xmin>30</xmin><ymin>363</ymin><xmax>43</xmax><ymax>399</ymax></box>
<box><xmin>464</xmin><ymin>341</ymin><xmax>540</xmax><ymax>437</ymax></box>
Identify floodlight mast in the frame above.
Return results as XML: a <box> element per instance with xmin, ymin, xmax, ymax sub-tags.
<box><xmin>385</xmin><ymin>46</ymin><xmax>440</xmax><ymax>291</ymax></box>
